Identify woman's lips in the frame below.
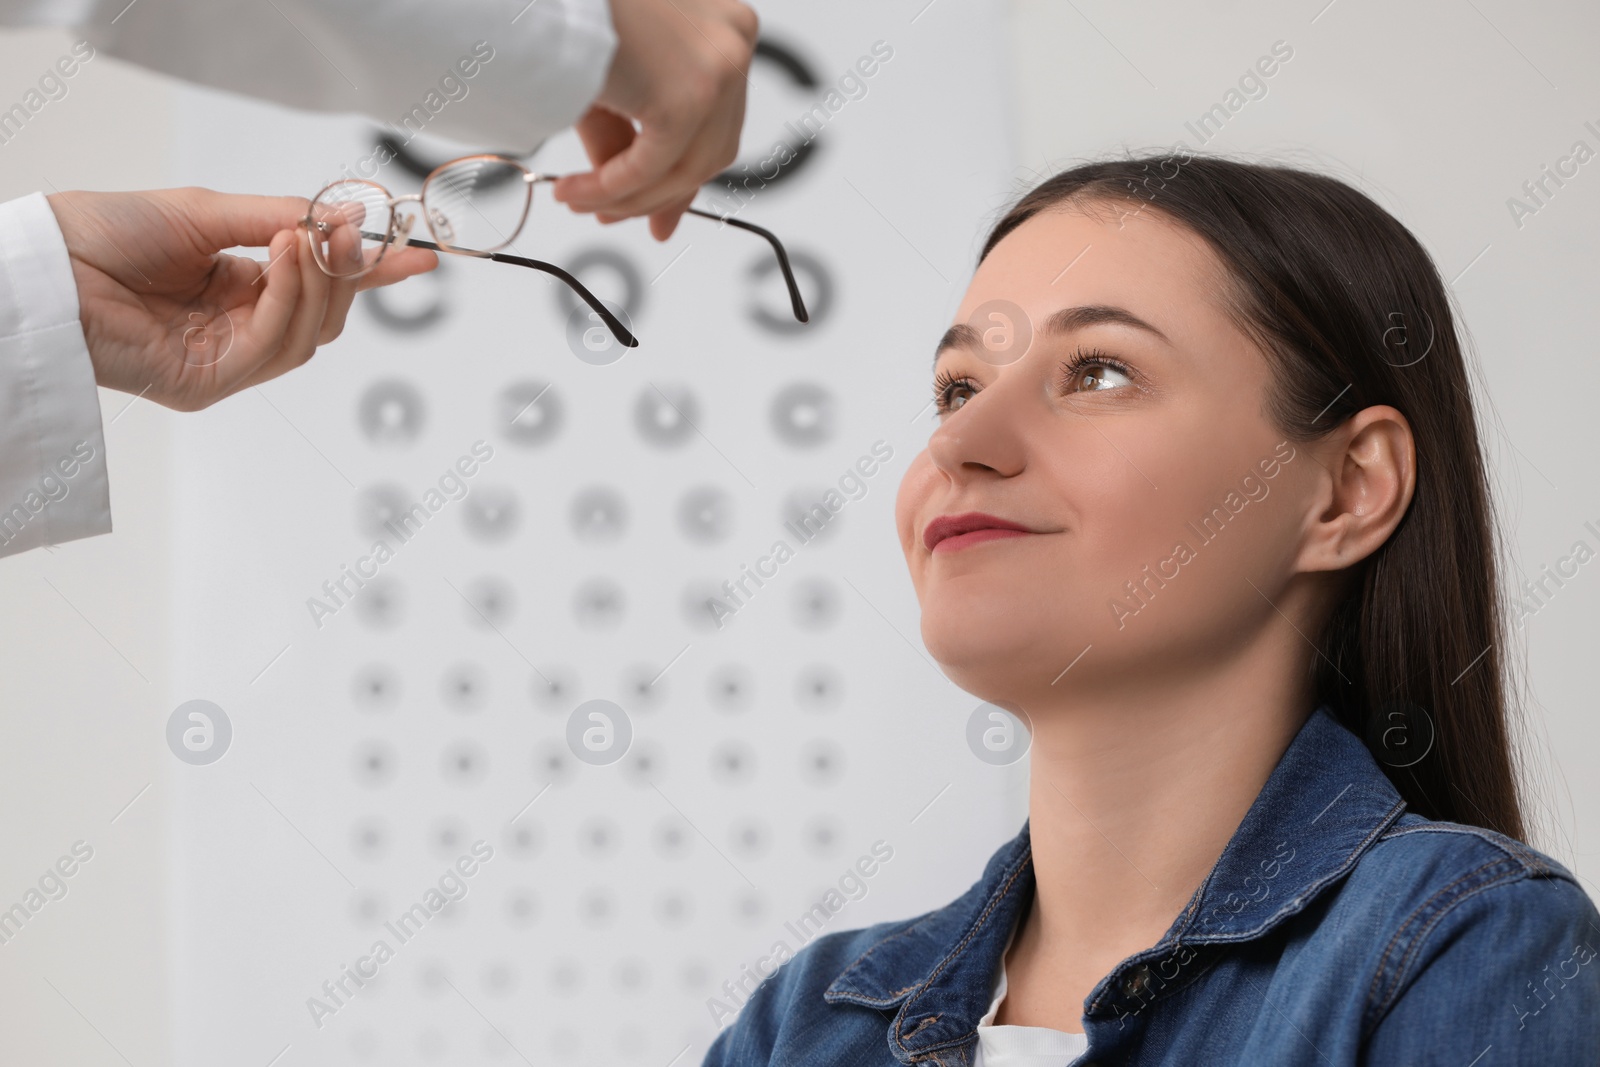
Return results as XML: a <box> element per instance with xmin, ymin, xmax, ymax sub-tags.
<box><xmin>923</xmin><ymin>511</ymin><xmax>1041</xmax><ymax>553</ymax></box>
<box><xmin>930</xmin><ymin>528</ymin><xmax>1035</xmax><ymax>553</ymax></box>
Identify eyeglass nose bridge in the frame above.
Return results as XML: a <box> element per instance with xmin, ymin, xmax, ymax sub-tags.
<box><xmin>384</xmin><ymin>193</ymin><xmax>423</xmax><ymax>251</ymax></box>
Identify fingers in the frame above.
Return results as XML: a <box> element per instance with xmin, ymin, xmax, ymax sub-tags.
<box><xmin>355</xmin><ymin>246</ymin><xmax>439</xmax><ymax>291</ymax></box>
<box><xmin>180</xmin><ymin>227</ymin><xmax>300</xmax><ymax>405</ymax></box>
<box><xmin>279</xmin><ymin>228</ymin><xmax>333</xmax><ymax>366</ymax></box>
<box><xmin>178</xmin><ymin>187</ymin><xmax>315</xmax><ymax>253</ymax></box>
<box><xmin>222</xmin><ymin>229</ymin><xmax>325</xmax><ymax>396</ymax></box>
<box><xmin>238</xmin><ymin>229</ymin><xmax>303</xmax><ymax>360</ymax></box>
<box><xmin>552</xmin><ymin>107</ymin><xmax>640</xmax><ymax>208</ymax></box>
<box><xmin>556</xmin><ymin>0</ymin><xmax>755</xmax><ymax>220</ymax></box>
<box><xmin>577</xmin><ymin>105</ymin><xmax>640</xmax><ymax>163</ymax></box>
<box><xmin>567</xmin><ymin>83</ymin><xmax>746</xmax><ymax>222</ymax></box>
<box><xmin>648</xmin><ymin>193</ymin><xmax>698</xmax><ymax>242</ymax></box>
<box><xmin>142</xmin><ymin>211</ymin><xmax>432</xmax><ymax>408</ymax></box>
<box><xmin>727</xmin><ymin>1</ymin><xmax>759</xmax><ymax>43</ymax></box>
<box><xmin>222</xmin><ymin>233</ymin><xmax>433</xmax><ymax>398</ymax></box>
<box><xmin>563</xmin><ymin>112</ymin><xmax>694</xmax><ymax>214</ymax></box>
<box><xmin>228</xmin><ymin>230</ymin><xmax>331</xmax><ymax>395</ymax></box>
<box><xmin>320</xmin><ymin>246</ymin><xmax>437</xmax><ymax>341</ymax></box>
<box><xmin>599</xmin><ymin>134</ymin><xmax>726</xmax><ymax>222</ymax></box>
<box><xmin>318</xmin><ymin>274</ymin><xmax>359</xmax><ymax>345</ymax></box>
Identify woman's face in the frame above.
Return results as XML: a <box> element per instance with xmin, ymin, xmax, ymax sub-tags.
<box><xmin>894</xmin><ymin>201</ymin><xmax>1321</xmax><ymax>708</ymax></box>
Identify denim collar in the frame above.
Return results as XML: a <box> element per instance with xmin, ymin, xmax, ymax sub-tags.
<box><xmin>823</xmin><ymin>704</ymin><xmax>1408</xmax><ymax>1064</ymax></box>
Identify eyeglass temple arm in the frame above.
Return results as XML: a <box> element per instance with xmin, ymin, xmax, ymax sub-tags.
<box><xmin>684</xmin><ymin>207</ymin><xmax>810</xmax><ymax>324</ymax></box>
<box><xmin>363</xmin><ymin>231</ymin><xmax>639</xmax><ymax>348</ymax></box>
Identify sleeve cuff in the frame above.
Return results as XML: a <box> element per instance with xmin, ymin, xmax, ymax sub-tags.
<box><xmin>0</xmin><ymin>191</ymin><xmax>112</xmax><ymax>558</ymax></box>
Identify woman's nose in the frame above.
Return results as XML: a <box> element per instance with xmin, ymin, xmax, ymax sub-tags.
<box><xmin>925</xmin><ymin>372</ymin><xmax>1028</xmax><ymax>483</ymax></box>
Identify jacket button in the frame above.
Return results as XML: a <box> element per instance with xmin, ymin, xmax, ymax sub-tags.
<box><xmin>1121</xmin><ymin>964</ymin><xmax>1152</xmax><ymax>997</ymax></box>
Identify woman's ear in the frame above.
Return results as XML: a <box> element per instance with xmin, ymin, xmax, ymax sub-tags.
<box><xmin>1297</xmin><ymin>405</ymin><xmax>1417</xmax><ymax>574</ymax></box>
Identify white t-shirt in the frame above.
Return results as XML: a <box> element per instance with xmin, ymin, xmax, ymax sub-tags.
<box><xmin>972</xmin><ymin>926</ymin><xmax>1090</xmax><ymax>1067</ymax></box>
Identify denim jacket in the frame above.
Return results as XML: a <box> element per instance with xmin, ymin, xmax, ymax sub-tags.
<box><xmin>704</xmin><ymin>706</ymin><xmax>1600</xmax><ymax>1065</ymax></box>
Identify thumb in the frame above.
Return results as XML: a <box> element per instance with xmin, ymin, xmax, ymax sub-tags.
<box><xmin>553</xmin><ymin>107</ymin><xmax>638</xmax><ymax>206</ymax></box>
<box><xmin>177</xmin><ymin>188</ymin><xmax>314</xmax><ymax>253</ymax></box>
<box><xmin>355</xmin><ymin>246</ymin><xmax>439</xmax><ymax>290</ymax></box>
<box><xmin>560</xmin><ymin>120</ymin><xmax>691</xmax><ymax>212</ymax></box>
<box><xmin>575</xmin><ymin>106</ymin><xmax>638</xmax><ymax>167</ymax></box>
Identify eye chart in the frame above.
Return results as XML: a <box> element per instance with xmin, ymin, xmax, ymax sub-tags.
<box><xmin>168</xmin><ymin>3</ymin><xmax>1023</xmax><ymax>1063</ymax></box>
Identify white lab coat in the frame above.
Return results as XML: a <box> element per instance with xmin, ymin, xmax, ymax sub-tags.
<box><xmin>0</xmin><ymin>0</ymin><xmax>616</xmax><ymax>557</ymax></box>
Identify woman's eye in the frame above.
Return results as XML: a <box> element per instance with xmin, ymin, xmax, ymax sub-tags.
<box><xmin>1062</xmin><ymin>360</ymin><xmax>1133</xmax><ymax>393</ymax></box>
<box><xmin>932</xmin><ymin>351</ymin><xmax>1131</xmax><ymax>416</ymax></box>
<box><xmin>932</xmin><ymin>374</ymin><xmax>975</xmax><ymax>415</ymax></box>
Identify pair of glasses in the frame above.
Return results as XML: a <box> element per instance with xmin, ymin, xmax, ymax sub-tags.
<box><xmin>300</xmin><ymin>153</ymin><xmax>810</xmax><ymax>348</ymax></box>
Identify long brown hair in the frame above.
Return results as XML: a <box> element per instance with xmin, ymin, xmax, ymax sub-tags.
<box><xmin>979</xmin><ymin>152</ymin><xmax>1525</xmax><ymax>840</ymax></box>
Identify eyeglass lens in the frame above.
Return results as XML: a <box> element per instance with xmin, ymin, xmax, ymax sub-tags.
<box><xmin>420</xmin><ymin>157</ymin><xmax>531</xmax><ymax>255</ymax></box>
<box><xmin>306</xmin><ymin>182</ymin><xmax>394</xmax><ymax>278</ymax></box>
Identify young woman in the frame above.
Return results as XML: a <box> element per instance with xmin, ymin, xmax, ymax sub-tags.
<box><xmin>703</xmin><ymin>154</ymin><xmax>1600</xmax><ymax>1065</ymax></box>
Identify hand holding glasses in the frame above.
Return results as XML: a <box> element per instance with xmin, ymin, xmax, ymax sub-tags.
<box><xmin>300</xmin><ymin>153</ymin><xmax>808</xmax><ymax>348</ymax></box>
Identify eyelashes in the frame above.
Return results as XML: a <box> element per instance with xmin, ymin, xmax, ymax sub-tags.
<box><xmin>929</xmin><ymin>367</ymin><xmax>964</xmax><ymax>413</ymax></box>
<box><xmin>931</xmin><ymin>346</ymin><xmax>1134</xmax><ymax>415</ymax></box>
<box><xmin>1055</xmin><ymin>346</ymin><xmax>1135</xmax><ymax>395</ymax></box>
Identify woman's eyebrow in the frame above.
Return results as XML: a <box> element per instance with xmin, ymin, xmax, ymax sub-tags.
<box><xmin>932</xmin><ymin>323</ymin><xmax>981</xmax><ymax>366</ymax></box>
<box><xmin>933</xmin><ymin>303</ymin><xmax>1170</xmax><ymax>367</ymax></box>
<box><xmin>1043</xmin><ymin>304</ymin><xmax>1170</xmax><ymax>344</ymax></box>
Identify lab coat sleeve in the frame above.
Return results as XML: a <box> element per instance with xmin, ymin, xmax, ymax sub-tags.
<box><xmin>0</xmin><ymin>192</ymin><xmax>112</xmax><ymax>559</ymax></box>
<box><xmin>0</xmin><ymin>0</ymin><xmax>618</xmax><ymax>153</ymax></box>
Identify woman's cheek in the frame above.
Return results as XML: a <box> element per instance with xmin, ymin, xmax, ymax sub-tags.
<box><xmin>894</xmin><ymin>452</ymin><xmax>936</xmax><ymax>562</ymax></box>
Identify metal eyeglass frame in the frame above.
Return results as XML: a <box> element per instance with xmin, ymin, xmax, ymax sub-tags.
<box><xmin>299</xmin><ymin>153</ymin><xmax>809</xmax><ymax>348</ymax></box>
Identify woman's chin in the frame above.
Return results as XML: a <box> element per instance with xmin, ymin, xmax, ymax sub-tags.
<box><xmin>924</xmin><ymin>622</ymin><xmax>1044</xmax><ymax>697</ymax></box>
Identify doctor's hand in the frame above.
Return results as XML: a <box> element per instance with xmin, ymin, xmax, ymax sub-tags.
<box><xmin>551</xmin><ymin>0</ymin><xmax>759</xmax><ymax>241</ymax></box>
<box><xmin>47</xmin><ymin>187</ymin><xmax>437</xmax><ymax>412</ymax></box>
